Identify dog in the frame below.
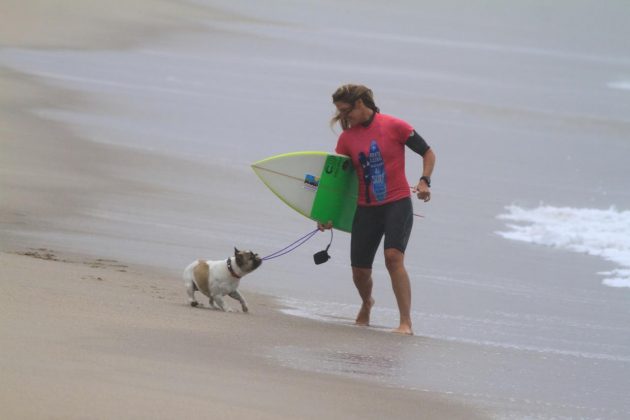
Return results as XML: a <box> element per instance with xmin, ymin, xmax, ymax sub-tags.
<box><xmin>183</xmin><ymin>248</ymin><xmax>262</xmax><ymax>312</ymax></box>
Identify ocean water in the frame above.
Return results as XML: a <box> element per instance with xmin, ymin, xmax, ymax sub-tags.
<box><xmin>497</xmin><ymin>205</ymin><xmax>630</xmax><ymax>288</ymax></box>
<box><xmin>2</xmin><ymin>0</ymin><xmax>630</xmax><ymax>418</ymax></box>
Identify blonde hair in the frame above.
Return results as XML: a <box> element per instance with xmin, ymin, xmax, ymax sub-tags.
<box><xmin>330</xmin><ymin>84</ymin><xmax>380</xmax><ymax>130</ymax></box>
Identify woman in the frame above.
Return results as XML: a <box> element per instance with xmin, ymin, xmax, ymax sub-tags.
<box><xmin>319</xmin><ymin>84</ymin><xmax>436</xmax><ymax>335</ymax></box>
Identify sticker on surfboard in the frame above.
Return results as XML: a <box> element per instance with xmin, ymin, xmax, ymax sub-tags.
<box><xmin>303</xmin><ymin>174</ymin><xmax>320</xmax><ymax>191</ymax></box>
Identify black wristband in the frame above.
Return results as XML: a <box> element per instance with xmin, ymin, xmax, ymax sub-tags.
<box><xmin>420</xmin><ymin>176</ymin><xmax>431</xmax><ymax>187</ymax></box>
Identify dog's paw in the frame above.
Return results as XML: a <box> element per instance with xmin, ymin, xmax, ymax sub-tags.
<box><xmin>190</xmin><ymin>301</ymin><xmax>199</xmax><ymax>307</ymax></box>
<box><xmin>242</xmin><ymin>306</ymin><xmax>249</xmax><ymax>313</ymax></box>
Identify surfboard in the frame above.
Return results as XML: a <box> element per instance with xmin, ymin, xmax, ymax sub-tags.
<box><xmin>251</xmin><ymin>152</ymin><xmax>358</xmax><ymax>232</ymax></box>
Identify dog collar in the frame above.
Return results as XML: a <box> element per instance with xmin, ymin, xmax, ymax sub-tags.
<box><xmin>226</xmin><ymin>258</ymin><xmax>241</xmax><ymax>279</ymax></box>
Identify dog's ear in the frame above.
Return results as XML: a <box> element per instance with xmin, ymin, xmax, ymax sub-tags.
<box><xmin>234</xmin><ymin>247</ymin><xmax>240</xmax><ymax>256</ymax></box>
<box><xmin>235</xmin><ymin>251</ymin><xmax>244</xmax><ymax>267</ymax></box>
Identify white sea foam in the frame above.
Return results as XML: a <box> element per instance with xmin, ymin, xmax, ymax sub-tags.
<box><xmin>608</xmin><ymin>81</ymin><xmax>630</xmax><ymax>91</ymax></box>
<box><xmin>497</xmin><ymin>205</ymin><xmax>630</xmax><ymax>288</ymax></box>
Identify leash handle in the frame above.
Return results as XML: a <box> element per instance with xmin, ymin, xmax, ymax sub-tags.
<box><xmin>325</xmin><ymin>228</ymin><xmax>333</xmax><ymax>251</ymax></box>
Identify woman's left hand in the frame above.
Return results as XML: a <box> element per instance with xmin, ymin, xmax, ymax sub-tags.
<box><xmin>413</xmin><ymin>181</ymin><xmax>431</xmax><ymax>202</ymax></box>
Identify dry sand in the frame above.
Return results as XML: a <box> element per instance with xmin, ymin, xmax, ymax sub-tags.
<box><xmin>0</xmin><ymin>0</ymin><xmax>243</xmax><ymax>50</ymax></box>
<box><xmin>0</xmin><ymin>1</ymin><xmax>487</xmax><ymax>418</ymax></box>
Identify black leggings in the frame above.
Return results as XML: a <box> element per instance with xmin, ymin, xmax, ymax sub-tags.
<box><xmin>350</xmin><ymin>197</ymin><xmax>413</xmax><ymax>269</ymax></box>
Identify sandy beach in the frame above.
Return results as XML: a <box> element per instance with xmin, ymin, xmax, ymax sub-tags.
<box><xmin>0</xmin><ymin>251</ymin><xmax>483</xmax><ymax>419</ymax></box>
<box><xmin>2</xmin><ymin>0</ymin><xmax>629</xmax><ymax>419</ymax></box>
<box><xmin>0</xmin><ymin>1</ymin><xmax>485</xmax><ymax>418</ymax></box>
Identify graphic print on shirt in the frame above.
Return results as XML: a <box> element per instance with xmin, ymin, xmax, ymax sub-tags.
<box><xmin>368</xmin><ymin>140</ymin><xmax>387</xmax><ymax>202</ymax></box>
<box><xmin>357</xmin><ymin>152</ymin><xmax>371</xmax><ymax>203</ymax></box>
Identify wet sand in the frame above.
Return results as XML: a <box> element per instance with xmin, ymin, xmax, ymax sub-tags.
<box><xmin>0</xmin><ymin>250</ymin><xmax>485</xmax><ymax>419</ymax></box>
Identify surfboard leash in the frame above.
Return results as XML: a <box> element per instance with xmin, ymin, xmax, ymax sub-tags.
<box><xmin>262</xmin><ymin>228</ymin><xmax>333</xmax><ymax>265</ymax></box>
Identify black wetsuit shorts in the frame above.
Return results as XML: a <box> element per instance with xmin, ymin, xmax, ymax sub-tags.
<box><xmin>350</xmin><ymin>197</ymin><xmax>413</xmax><ymax>269</ymax></box>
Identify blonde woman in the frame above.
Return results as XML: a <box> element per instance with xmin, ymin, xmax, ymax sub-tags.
<box><xmin>319</xmin><ymin>84</ymin><xmax>436</xmax><ymax>335</ymax></box>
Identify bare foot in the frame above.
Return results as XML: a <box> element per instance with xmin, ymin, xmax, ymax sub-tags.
<box><xmin>392</xmin><ymin>324</ymin><xmax>414</xmax><ymax>335</ymax></box>
<box><xmin>355</xmin><ymin>297</ymin><xmax>375</xmax><ymax>326</ymax></box>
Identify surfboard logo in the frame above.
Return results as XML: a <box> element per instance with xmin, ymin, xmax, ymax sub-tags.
<box><xmin>324</xmin><ymin>156</ymin><xmax>339</xmax><ymax>176</ymax></box>
<box><xmin>303</xmin><ymin>174</ymin><xmax>320</xmax><ymax>191</ymax></box>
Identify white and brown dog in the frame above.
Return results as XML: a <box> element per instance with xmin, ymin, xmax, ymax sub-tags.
<box><xmin>183</xmin><ymin>248</ymin><xmax>262</xmax><ymax>312</ymax></box>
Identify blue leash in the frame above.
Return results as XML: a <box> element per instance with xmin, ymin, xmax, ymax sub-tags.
<box><xmin>262</xmin><ymin>228</ymin><xmax>333</xmax><ymax>261</ymax></box>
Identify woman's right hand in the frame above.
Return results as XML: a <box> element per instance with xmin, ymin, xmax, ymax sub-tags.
<box><xmin>317</xmin><ymin>221</ymin><xmax>333</xmax><ymax>231</ymax></box>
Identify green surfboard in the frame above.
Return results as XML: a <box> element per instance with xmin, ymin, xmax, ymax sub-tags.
<box><xmin>251</xmin><ymin>152</ymin><xmax>358</xmax><ymax>232</ymax></box>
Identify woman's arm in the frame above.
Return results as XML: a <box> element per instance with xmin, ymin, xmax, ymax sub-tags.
<box><xmin>414</xmin><ymin>148</ymin><xmax>435</xmax><ymax>202</ymax></box>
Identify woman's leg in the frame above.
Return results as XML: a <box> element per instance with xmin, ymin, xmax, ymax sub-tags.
<box><xmin>350</xmin><ymin>205</ymin><xmax>382</xmax><ymax>327</ymax></box>
<box><xmin>352</xmin><ymin>266</ymin><xmax>375</xmax><ymax>325</ymax></box>
<box><xmin>384</xmin><ymin>248</ymin><xmax>413</xmax><ymax>335</ymax></box>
